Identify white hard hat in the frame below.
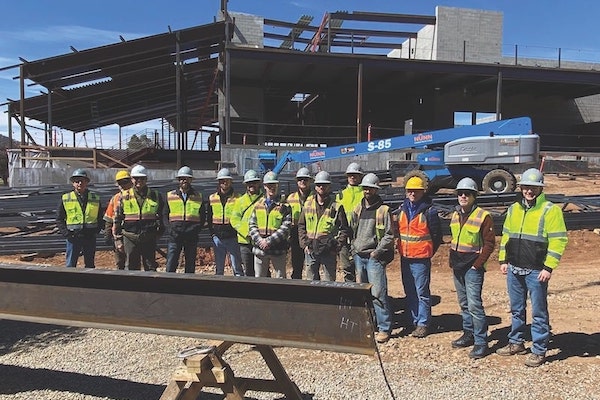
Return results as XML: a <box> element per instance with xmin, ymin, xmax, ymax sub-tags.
<box><xmin>176</xmin><ymin>166</ymin><xmax>193</xmax><ymax>178</ymax></box>
<box><xmin>314</xmin><ymin>171</ymin><xmax>331</xmax><ymax>184</ymax></box>
<box><xmin>131</xmin><ymin>165</ymin><xmax>147</xmax><ymax>178</ymax></box>
<box><xmin>243</xmin><ymin>169</ymin><xmax>261</xmax><ymax>183</ymax></box>
<box><xmin>216</xmin><ymin>168</ymin><xmax>233</xmax><ymax>180</ymax></box>
<box><xmin>456</xmin><ymin>177</ymin><xmax>478</xmax><ymax>192</ymax></box>
<box><xmin>360</xmin><ymin>173</ymin><xmax>380</xmax><ymax>189</ymax></box>
<box><xmin>519</xmin><ymin>168</ymin><xmax>544</xmax><ymax>187</ymax></box>
<box><xmin>296</xmin><ymin>167</ymin><xmax>312</xmax><ymax>179</ymax></box>
<box><xmin>263</xmin><ymin>171</ymin><xmax>279</xmax><ymax>184</ymax></box>
<box><xmin>345</xmin><ymin>162</ymin><xmax>364</xmax><ymax>175</ymax></box>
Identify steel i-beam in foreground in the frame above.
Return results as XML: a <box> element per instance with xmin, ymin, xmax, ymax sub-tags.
<box><xmin>0</xmin><ymin>264</ymin><xmax>377</xmax><ymax>355</ymax></box>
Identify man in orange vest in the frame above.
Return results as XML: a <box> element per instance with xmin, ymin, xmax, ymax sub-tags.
<box><xmin>113</xmin><ymin>164</ymin><xmax>164</xmax><ymax>271</ymax></box>
<box><xmin>103</xmin><ymin>170</ymin><xmax>133</xmax><ymax>269</ymax></box>
<box><xmin>396</xmin><ymin>176</ymin><xmax>442</xmax><ymax>338</ymax></box>
<box><xmin>164</xmin><ymin>166</ymin><xmax>206</xmax><ymax>273</ymax></box>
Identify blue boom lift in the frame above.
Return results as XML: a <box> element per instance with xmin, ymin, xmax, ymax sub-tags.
<box><xmin>263</xmin><ymin>117</ymin><xmax>539</xmax><ymax>194</ymax></box>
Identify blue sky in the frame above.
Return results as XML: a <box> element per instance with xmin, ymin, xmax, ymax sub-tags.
<box><xmin>1</xmin><ymin>0</ymin><xmax>599</xmax><ymax>147</ymax></box>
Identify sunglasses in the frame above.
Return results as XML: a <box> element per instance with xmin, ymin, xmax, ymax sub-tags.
<box><xmin>132</xmin><ymin>177</ymin><xmax>147</xmax><ymax>181</ymax></box>
<box><xmin>457</xmin><ymin>190</ymin><xmax>474</xmax><ymax>197</ymax></box>
<box><xmin>72</xmin><ymin>179</ymin><xmax>87</xmax><ymax>183</ymax></box>
<box><xmin>297</xmin><ymin>178</ymin><xmax>310</xmax><ymax>182</ymax></box>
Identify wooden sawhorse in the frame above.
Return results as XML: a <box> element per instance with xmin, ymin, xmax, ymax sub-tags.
<box><xmin>160</xmin><ymin>341</ymin><xmax>303</xmax><ymax>400</ymax></box>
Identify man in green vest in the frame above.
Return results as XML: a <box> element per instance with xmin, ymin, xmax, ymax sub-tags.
<box><xmin>496</xmin><ymin>168</ymin><xmax>568</xmax><ymax>367</ymax></box>
<box><xmin>298</xmin><ymin>171</ymin><xmax>349</xmax><ymax>281</ymax></box>
<box><xmin>164</xmin><ymin>166</ymin><xmax>205</xmax><ymax>273</ymax></box>
<box><xmin>448</xmin><ymin>177</ymin><xmax>495</xmax><ymax>359</ymax></box>
<box><xmin>336</xmin><ymin>162</ymin><xmax>365</xmax><ymax>282</ymax></box>
<box><xmin>56</xmin><ymin>169</ymin><xmax>103</xmax><ymax>268</ymax></box>
<box><xmin>248</xmin><ymin>172</ymin><xmax>292</xmax><ymax>278</ymax></box>
<box><xmin>285</xmin><ymin>167</ymin><xmax>313</xmax><ymax>279</ymax></box>
<box><xmin>113</xmin><ymin>164</ymin><xmax>164</xmax><ymax>271</ymax></box>
<box><xmin>231</xmin><ymin>169</ymin><xmax>263</xmax><ymax>277</ymax></box>
<box><xmin>350</xmin><ymin>173</ymin><xmax>395</xmax><ymax>343</ymax></box>
<box><xmin>207</xmin><ymin>168</ymin><xmax>244</xmax><ymax>276</ymax></box>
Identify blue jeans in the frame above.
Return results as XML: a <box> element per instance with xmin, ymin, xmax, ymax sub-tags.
<box><xmin>65</xmin><ymin>235</ymin><xmax>96</xmax><ymax>268</ymax></box>
<box><xmin>453</xmin><ymin>267</ymin><xmax>487</xmax><ymax>345</ymax></box>
<box><xmin>305</xmin><ymin>251</ymin><xmax>336</xmax><ymax>281</ymax></box>
<box><xmin>166</xmin><ymin>236</ymin><xmax>198</xmax><ymax>273</ymax></box>
<box><xmin>212</xmin><ymin>235</ymin><xmax>244</xmax><ymax>276</ymax></box>
<box><xmin>355</xmin><ymin>255</ymin><xmax>392</xmax><ymax>333</ymax></box>
<box><xmin>507</xmin><ymin>265</ymin><xmax>550</xmax><ymax>355</ymax></box>
<box><xmin>401</xmin><ymin>258</ymin><xmax>431</xmax><ymax>327</ymax></box>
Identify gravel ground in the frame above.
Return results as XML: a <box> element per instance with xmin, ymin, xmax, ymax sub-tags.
<box><xmin>1</xmin><ymin>319</ymin><xmax>598</xmax><ymax>400</ymax></box>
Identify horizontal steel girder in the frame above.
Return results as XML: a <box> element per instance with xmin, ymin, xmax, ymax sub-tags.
<box><xmin>0</xmin><ymin>264</ymin><xmax>376</xmax><ymax>355</ymax></box>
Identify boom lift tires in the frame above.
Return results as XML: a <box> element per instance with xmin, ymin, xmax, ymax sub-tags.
<box><xmin>481</xmin><ymin>168</ymin><xmax>516</xmax><ymax>194</ymax></box>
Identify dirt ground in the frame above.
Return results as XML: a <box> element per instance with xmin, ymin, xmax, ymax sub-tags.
<box><xmin>0</xmin><ymin>174</ymin><xmax>599</xmax><ymax>366</ymax></box>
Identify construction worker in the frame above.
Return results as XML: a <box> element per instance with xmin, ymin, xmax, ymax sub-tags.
<box><xmin>56</xmin><ymin>168</ymin><xmax>103</xmax><ymax>268</ymax></box>
<box><xmin>164</xmin><ymin>166</ymin><xmax>206</xmax><ymax>273</ymax></box>
<box><xmin>285</xmin><ymin>167</ymin><xmax>314</xmax><ymax>279</ymax></box>
<box><xmin>207</xmin><ymin>168</ymin><xmax>244</xmax><ymax>276</ymax></box>
<box><xmin>231</xmin><ymin>169</ymin><xmax>263</xmax><ymax>277</ymax></box>
<box><xmin>350</xmin><ymin>173</ymin><xmax>395</xmax><ymax>343</ymax></box>
<box><xmin>249</xmin><ymin>172</ymin><xmax>292</xmax><ymax>278</ymax></box>
<box><xmin>449</xmin><ymin>177</ymin><xmax>495</xmax><ymax>359</ymax></box>
<box><xmin>298</xmin><ymin>171</ymin><xmax>350</xmax><ymax>281</ymax></box>
<box><xmin>396</xmin><ymin>175</ymin><xmax>442</xmax><ymax>338</ymax></box>
<box><xmin>113</xmin><ymin>164</ymin><xmax>164</xmax><ymax>271</ymax></box>
<box><xmin>336</xmin><ymin>162</ymin><xmax>365</xmax><ymax>282</ymax></box>
<box><xmin>496</xmin><ymin>168</ymin><xmax>568</xmax><ymax>367</ymax></box>
<box><xmin>103</xmin><ymin>170</ymin><xmax>133</xmax><ymax>269</ymax></box>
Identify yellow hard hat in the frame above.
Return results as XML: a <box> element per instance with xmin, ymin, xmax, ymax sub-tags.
<box><xmin>405</xmin><ymin>176</ymin><xmax>425</xmax><ymax>190</ymax></box>
<box><xmin>115</xmin><ymin>170</ymin><xmax>130</xmax><ymax>181</ymax></box>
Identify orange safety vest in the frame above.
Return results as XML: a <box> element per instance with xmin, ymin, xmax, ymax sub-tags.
<box><xmin>397</xmin><ymin>210</ymin><xmax>434</xmax><ymax>258</ymax></box>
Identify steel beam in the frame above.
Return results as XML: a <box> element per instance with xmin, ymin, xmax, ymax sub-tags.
<box><xmin>0</xmin><ymin>264</ymin><xmax>377</xmax><ymax>355</ymax></box>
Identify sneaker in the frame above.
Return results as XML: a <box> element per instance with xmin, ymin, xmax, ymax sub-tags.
<box><xmin>411</xmin><ymin>326</ymin><xmax>429</xmax><ymax>338</ymax></box>
<box><xmin>525</xmin><ymin>353</ymin><xmax>546</xmax><ymax>367</ymax></box>
<box><xmin>469</xmin><ymin>344</ymin><xmax>489</xmax><ymax>359</ymax></box>
<box><xmin>375</xmin><ymin>331</ymin><xmax>390</xmax><ymax>343</ymax></box>
<box><xmin>496</xmin><ymin>343</ymin><xmax>527</xmax><ymax>356</ymax></box>
<box><xmin>451</xmin><ymin>332</ymin><xmax>474</xmax><ymax>348</ymax></box>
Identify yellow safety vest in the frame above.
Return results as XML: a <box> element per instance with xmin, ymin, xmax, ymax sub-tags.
<box><xmin>62</xmin><ymin>191</ymin><xmax>100</xmax><ymax>230</ymax></box>
<box><xmin>303</xmin><ymin>196</ymin><xmax>339</xmax><ymax>239</ymax></box>
<box><xmin>253</xmin><ymin>200</ymin><xmax>287</xmax><ymax>237</ymax></box>
<box><xmin>121</xmin><ymin>188</ymin><xmax>160</xmax><ymax>221</ymax></box>
<box><xmin>286</xmin><ymin>190</ymin><xmax>313</xmax><ymax>225</ymax></box>
<box><xmin>450</xmin><ymin>207</ymin><xmax>490</xmax><ymax>268</ymax></box>
<box><xmin>231</xmin><ymin>192</ymin><xmax>263</xmax><ymax>244</ymax></box>
<box><xmin>209</xmin><ymin>192</ymin><xmax>239</xmax><ymax>225</ymax></box>
<box><xmin>336</xmin><ymin>185</ymin><xmax>363</xmax><ymax>223</ymax></box>
<box><xmin>353</xmin><ymin>203</ymin><xmax>389</xmax><ymax>241</ymax></box>
<box><xmin>167</xmin><ymin>190</ymin><xmax>203</xmax><ymax>222</ymax></box>
<box><xmin>499</xmin><ymin>193</ymin><xmax>568</xmax><ymax>269</ymax></box>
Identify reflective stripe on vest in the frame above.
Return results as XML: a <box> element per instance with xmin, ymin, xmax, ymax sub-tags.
<box><xmin>210</xmin><ymin>192</ymin><xmax>238</xmax><ymax>225</ymax></box>
<box><xmin>398</xmin><ymin>209</ymin><xmax>433</xmax><ymax>258</ymax></box>
<box><xmin>122</xmin><ymin>188</ymin><xmax>159</xmax><ymax>221</ymax></box>
<box><xmin>286</xmin><ymin>191</ymin><xmax>312</xmax><ymax>225</ymax></box>
<box><xmin>167</xmin><ymin>190</ymin><xmax>203</xmax><ymax>222</ymax></box>
<box><xmin>62</xmin><ymin>191</ymin><xmax>100</xmax><ymax>230</ymax></box>
<box><xmin>303</xmin><ymin>196</ymin><xmax>338</xmax><ymax>239</ymax></box>
<box><xmin>353</xmin><ymin>203</ymin><xmax>389</xmax><ymax>241</ymax></box>
<box><xmin>254</xmin><ymin>200</ymin><xmax>285</xmax><ymax>237</ymax></box>
<box><xmin>450</xmin><ymin>207</ymin><xmax>490</xmax><ymax>253</ymax></box>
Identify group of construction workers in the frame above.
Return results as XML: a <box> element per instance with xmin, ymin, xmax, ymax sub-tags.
<box><xmin>56</xmin><ymin>163</ymin><xmax>567</xmax><ymax>367</ymax></box>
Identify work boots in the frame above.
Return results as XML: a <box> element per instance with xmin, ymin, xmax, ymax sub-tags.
<box><xmin>469</xmin><ymin>345</ymin><xmax>489</xmax><ymax>359</ymax></box>
<box><xmin>451</xmin><ymin>332</ymin><xmax>474</xmax><ymax>348</ymax></box>
<box><xmin>496</xmin><ymin>342</ymin><xmax>528</xmax><ymax>356</ymax></box>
